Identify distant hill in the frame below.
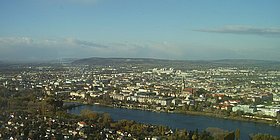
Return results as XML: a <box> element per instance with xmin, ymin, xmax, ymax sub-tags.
<box><xmin>0</xmin><ymin>61</ymin><xmax>5</xmax><ymax>66</ymax></box>
<box><xmin>71</xmin><ymin>57</ymin><xmax>280</xmax><ymax>69</ymax></box>
<box><xmin>0</xmin><ymin>61</ymin><xmax>13</xmax><ymax>69</ymax></box>
<box><xmin>211</xmin><ymin>59</ymin><xmax>280</xmax><ymax>65</ymax></box>
<box><xmin>46</xmin><ymin>58</ymin><xmax>80</xmax><ymax>64</ymax></box>
<box><xmin>72</xmin><ymin>57</ymin><xmax>160</xmax><ymax>65</ymax></box>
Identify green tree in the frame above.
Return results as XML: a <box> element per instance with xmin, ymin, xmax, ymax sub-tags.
<box><xmin>235</xmin><ymin>128</ymin><xmax>240</xmax><ymax>140</ymax></box>
<box><xmin>224</xmin><ymin>131</ymin><xmax>235</xmax><ymax>140</ymax></box>
<box><xmin>196</xmin><ymin>88</ymin><xmax>208</xmax><ymax>96</ymax></box>
<box><xmin>251</xmin><ymin>133</ymin><xmax>280</xmax><ymax>140</ymax></box>
<box><xmin>276</xmin><ymin>111</ymin><xmax>280</xmax><ymax>123</ymax></box>
<box><xmin>192</xmin><ymin>134</ymin><xmax>198</xmax><ymax>140</ymax></box>
<box><xmin>100</xmin><ymin>113</ymin><xmax>112</xmax><ymax>127</ymax></box>
<box><xmin>81</xmin><ymin>109</ymin><xmax>99</xmax><ymax>120</ymax></box>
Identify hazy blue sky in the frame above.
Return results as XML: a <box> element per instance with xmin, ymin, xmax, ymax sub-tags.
<box><xmin>0</xmin><ymin>0</ymin><xmax>280</xmax><ymax>61</ymax></box>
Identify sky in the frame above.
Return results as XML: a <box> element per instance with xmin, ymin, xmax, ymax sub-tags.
<box><xmin>0</xmin><ymin>0</ymin><xmax>280</xmax><ymax>61</ymax></box>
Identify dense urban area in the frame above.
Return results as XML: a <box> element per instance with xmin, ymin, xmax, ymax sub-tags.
<box><xmin>0</xmin><ymin>58</ymin><xmax>280</xmax><ymax>140</ymax></box>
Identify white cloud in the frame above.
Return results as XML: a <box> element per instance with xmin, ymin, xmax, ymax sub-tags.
<box><xmin>54</xmin><ymin>0</ymin><xmax>100</xmax><ymax>5</ymax></box>
<box><xmin>194</xmin><ymin>25</ymin><xmax>280</xmax><ymax>36</ymax></box>
<box><xmin>104</xmin><ymin>41</ymin><xmax>184</xmax><ymax>59</ymax></box>
<box><xmin>0</xmin><ymin>37</ymin><xmax>33</xmax><ymax>46</ymax></box>
<box><xmin>1</xmin><ymin>36</ymin><xmax>279</xmax><ymax>61</ymax></box>
<box><xmin>0</xmin><ymin>37</ymin><xmax>185</xmax><ymax>60</ymax></box>
<box><xmin>0</xmin><ymin>37</ymin><xmax>111</xmax><ymax>60</ymax></box>
<box><xmin>63</xmin><ymin>38</ymin><xmax>110</xmax><ymax>48</ymax></box>
<box><xmin>0</xmin><ymin>37</ymin><xmax>109</xmax><ymax>48</ymax></box>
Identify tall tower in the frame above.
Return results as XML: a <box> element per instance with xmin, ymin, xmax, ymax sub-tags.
<box><xmin>181</xmin><ymin>76</ymin><xmax>185</xmax><ymax>92</ymax></box>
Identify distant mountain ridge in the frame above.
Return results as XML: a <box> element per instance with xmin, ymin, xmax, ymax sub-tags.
<box><xmin>72</xmin><ymin>57</ymin><xmax>280</xmax><ymax>68</ymax></box>
<box><xmin>72</xmin><ymin>57</ymin><xmax>168</xmax><ymax>65</ymax></box>
<box><xmin>211</xmin><ymin>59</ymin><xmax>280</xmax><ymax>65</ymax></box>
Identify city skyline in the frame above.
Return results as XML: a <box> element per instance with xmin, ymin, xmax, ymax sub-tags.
<box><xmin>0</xmin><ymin>0</ymin><xmax>280</xmax><ymax>61</ymax></box>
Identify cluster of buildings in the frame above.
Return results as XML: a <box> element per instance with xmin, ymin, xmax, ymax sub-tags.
<box><xmin>0</xmin><ymin>111</ymin><xmax>89</xmax><ymax>139</ymax></box>
<box><xmin>1</xmin><ymin>65</ymin><xmax>280</xmax><ymax>120</ymax></box>
<box><xmin>0</xmin><ymin>111</ymin><xmax>167</xmax><ymax>140</ymax></box>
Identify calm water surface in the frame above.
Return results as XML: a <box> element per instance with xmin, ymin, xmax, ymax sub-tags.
<box><xmin>68</xmin><ymin>105</ymin><xmax>280</xmax><ymax>140</ymax></box>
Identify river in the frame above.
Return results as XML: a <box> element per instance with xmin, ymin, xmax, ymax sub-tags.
<box><xmin>68</xmin><ymin>105</ymin><xmax>280</xmax><ymax>140</ymax></box>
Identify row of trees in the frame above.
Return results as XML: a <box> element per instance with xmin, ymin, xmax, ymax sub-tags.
<box><xmin>250</xmin><ymin>134</ymin><xmax>280</xmax><ymax>140</ymax></box>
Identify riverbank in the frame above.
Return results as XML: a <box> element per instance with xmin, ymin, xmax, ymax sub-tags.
<box><xmin>68</xmin><ymin>103</ymin><xmax>280</xmax><ymax>140</ymax></box>
<box><xmin>65</xmin><ymin>100</ymin><xmax>278</xmax><ymax>126</ymax></box>
<box><xmin>115</xmin><ymin>105</ymin><xmax>276</xmax><ymax>125</ymax></box>
<box><xmin>175</xmin><ymin>110</ymin><xmax>275</xmax><ymax>125</ymax></box>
